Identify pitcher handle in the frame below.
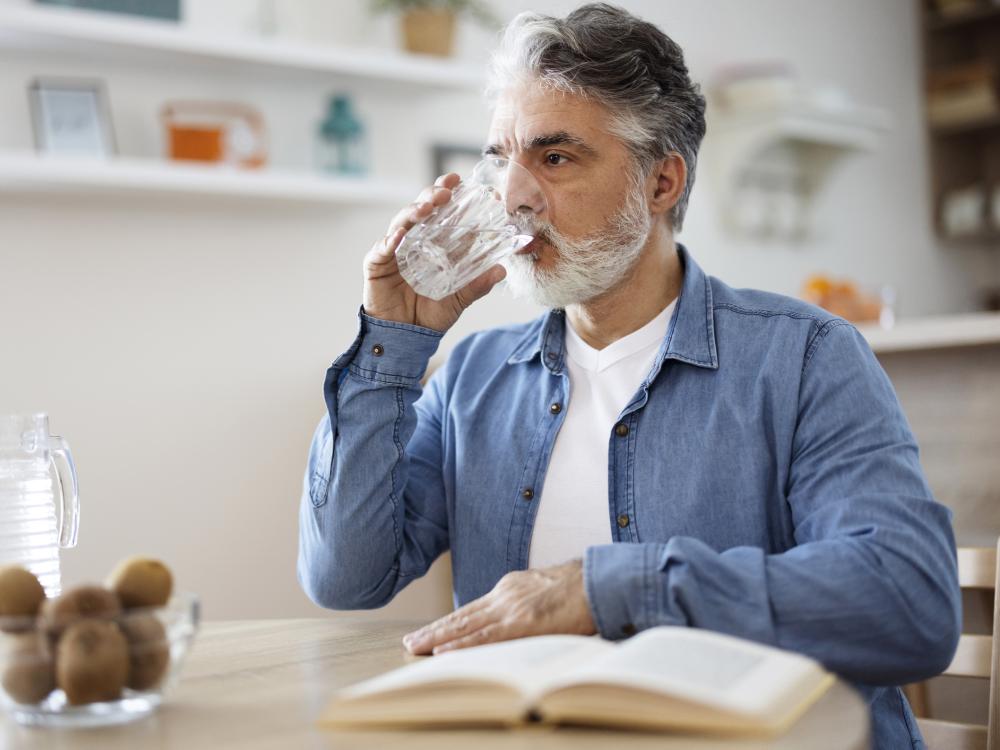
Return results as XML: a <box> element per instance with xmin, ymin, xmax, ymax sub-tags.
<box><xmin>49</xmin><ymin>435</ymin><xmax>80</xmax><ymax>548</ymax></box>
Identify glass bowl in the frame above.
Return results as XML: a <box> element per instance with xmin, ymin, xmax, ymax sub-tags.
<box><xmin>0</xmin><ymin>591</ymin><xmax>199</xmax><ymax>728</ymax></box>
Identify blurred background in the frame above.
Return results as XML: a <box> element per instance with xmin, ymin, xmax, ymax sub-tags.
<box><xmin>0</xmin><ymin>0</ymin><xmax>998</xmax><ymax>708</ymax></box>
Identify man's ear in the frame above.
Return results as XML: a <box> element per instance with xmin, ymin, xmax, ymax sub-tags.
<box><xmin>647</xmin><ymin>153</ymin><xmax>687</xmax><ymax>222</ymax></box>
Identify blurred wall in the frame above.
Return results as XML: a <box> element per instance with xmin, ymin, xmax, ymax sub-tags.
<box><xmin>1</xmin><ymin>0</ymin><xmax>997</xmax><ymax>621</ymax></box>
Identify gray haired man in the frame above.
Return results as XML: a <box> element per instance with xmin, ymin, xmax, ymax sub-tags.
<box><xmin>299</xmin><ymin>5</ymin><xmax>960</xmax><ymax>748</ymax></box>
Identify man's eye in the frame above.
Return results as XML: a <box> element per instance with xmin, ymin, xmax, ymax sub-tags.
<box><xmin>545</xmin><ymin>153</ymin><xmax>567</xmax><ymax>166</ymax></box>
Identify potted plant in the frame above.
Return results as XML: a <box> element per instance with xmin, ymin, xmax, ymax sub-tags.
<box><xmin>370</xmin><ymin>0</ymin><xmax>499</xmax><ymax>57</ymax></box>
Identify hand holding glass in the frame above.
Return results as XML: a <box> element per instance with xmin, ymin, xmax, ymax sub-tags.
<box><xmin>395</xmin><ymin>157</ymin><xmax>546</xmax><ymax>300</ymax></box>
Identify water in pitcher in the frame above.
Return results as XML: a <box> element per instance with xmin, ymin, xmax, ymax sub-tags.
<box><xmin>0</xmin><ymin>456</ymin><xmax>62</xmax><ymax>596</ymax></box>
<box><xmin>0</xmin><ymin>414</ymin><xmax>80</xmax><ymax>598</ymax></box>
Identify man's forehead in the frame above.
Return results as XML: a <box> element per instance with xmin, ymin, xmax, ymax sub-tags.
<box><xmin>486</xmin><ymin>85</ymin><xmax>607</xmax><ymax>154</ymax></box>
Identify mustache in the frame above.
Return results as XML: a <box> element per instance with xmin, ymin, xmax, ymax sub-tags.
<box><xmin>511</xmin><ymin>213</ymin><xmax>554</xmax><ymax>243</ymax></box>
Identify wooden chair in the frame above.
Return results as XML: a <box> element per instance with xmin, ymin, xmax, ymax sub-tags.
<box><xmin>904</xmin><ymin>541</ymin><xmax>999</xmax><ymax>750</ymax></box>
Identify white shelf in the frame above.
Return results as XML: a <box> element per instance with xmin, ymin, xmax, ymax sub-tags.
<box><xmin>858</xmin><ymin>312</ymin><xmax>1000</xmax><ymax>354</ymax></box>
<box><xmin>711</xmin><ymin>98</ymin><xmax>889</xmax><ymax>146</ymax></box>
<box><xmin>0</xmin><ymin>5</ymin><xmax>483</xmax><ymax>90</ymax></box>
<box><xmin>0</xmin><ymin>152</ymin><xmax>418</xmax><ymax>207</ymax></box>
<box><xmin>706</xmin><ymin>96</ymin><xmax>890</xmax><ymax>238</ymax></box>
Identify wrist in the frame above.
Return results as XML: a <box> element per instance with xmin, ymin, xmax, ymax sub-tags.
<box><xmin>333</xmin><ymin>307</ymin><xmax>444</xmax><ymax>387</ymax></box>
<box><xmin>361</xmin><ymin>303</ymin><xmax>454</xmax><ymax>335</ymax></box>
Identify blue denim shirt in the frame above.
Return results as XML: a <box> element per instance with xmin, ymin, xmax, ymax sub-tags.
<box><xmin>299</xmin><ymin>245</ymin><xmax>960</xmax><ymax>749</ymax></box>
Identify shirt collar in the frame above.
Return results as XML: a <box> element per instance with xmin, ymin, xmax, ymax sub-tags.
<box><xmin>506</xmin><ymin>243</ymin><xmax>719</xmax><ymax>374</ymax></box>
<box><xmin>565</xmin><ymin>299</ymin><xmax>674</xmax><ymax>373</ymax></box>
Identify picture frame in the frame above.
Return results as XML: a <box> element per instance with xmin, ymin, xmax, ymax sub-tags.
<box><xmin>430</xmin><ymin>143</ymin><xmax>483</xmax><ymax>182</ymax></box>
<box><xmin>33</xmin><ymin>0</ymin><xmax>181</xmax><ymax>23</ymax></box>
<box><xmin>28</xmin><ymin>78</ymin><xmax>117</xmax><ymax>157</ymax></box>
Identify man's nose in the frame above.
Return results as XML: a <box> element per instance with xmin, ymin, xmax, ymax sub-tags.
<box><xmin>504</xmin><ymin>165</ymin><xmax>546</xmax><ymax>216</ymax></box>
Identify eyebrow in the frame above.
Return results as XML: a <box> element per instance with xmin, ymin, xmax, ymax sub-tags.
<box><xmin>483</xmin><ymin>131</ymin><xmax>598</xmax><ymax>158</ymax></box>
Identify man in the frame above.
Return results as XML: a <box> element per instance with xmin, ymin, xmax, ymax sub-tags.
<box><xmin>299</xmin><ymin>4</ymin><xmax>959</xmax><ymax>747</ymax></box>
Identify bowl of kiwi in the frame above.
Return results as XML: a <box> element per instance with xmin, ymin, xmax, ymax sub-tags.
<box><xmin>0</xmin><ymin>557</ymin><xmax>199</xmax><ymax>728</ymax></box>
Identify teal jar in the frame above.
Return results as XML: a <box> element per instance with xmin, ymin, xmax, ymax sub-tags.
<box><xmin>317</xmin><ymin>95</ymin><xmax>368</xmax><ymax>176</ymax></box>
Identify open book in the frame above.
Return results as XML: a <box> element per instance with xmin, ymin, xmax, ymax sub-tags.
<box><xmin>321</xmin><ymin>626</ymin><xmax>834</xmax><ymax>736</ymax></box>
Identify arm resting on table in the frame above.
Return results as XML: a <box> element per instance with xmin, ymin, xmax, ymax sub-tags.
<box><xmin>584</xmin><ymin>322</ymin><xmax>961</xmax><ymax>686</ymax></box>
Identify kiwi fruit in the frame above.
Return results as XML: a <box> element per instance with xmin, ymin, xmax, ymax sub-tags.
<box><xmin>106</xmin><ymin>558</ymin><xmax>173</xmax><ymax>609</ymax></box>
<box><xmin>118</xmin><ymin>614</ymin><xmax>170</xmax><ymax>690</ymax></box>
<box><xmin>1</xmin><ymin>631</ymin><xmax>55</xmax><ymax>704</ymax></box>
<box><xmin>56</xmin><ymin>619</ymin><xmax>129</xmax><ymax>705</ymax></box>
<box><xmin>38</xmin><ymin>585</ymin><xmax>122</xmax><ymax>639</ymax></box>
<box><xmin>0</xmin><ymin>567</ymin><xmax>46</xmax><ymax>633</ymax></box>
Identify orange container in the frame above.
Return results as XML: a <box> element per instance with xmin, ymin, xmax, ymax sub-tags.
<box><xmin>166</xmin><ymin>124</ymin><xmax>225</xmax><ymax>163</ymax></box>
<box><xmin>161</xmin><ymin>101</ymin><xmax>266</xmax><ymax>168</ymax></box>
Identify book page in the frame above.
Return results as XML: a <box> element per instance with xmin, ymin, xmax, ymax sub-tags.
<box><xmin>612</xmin><ymin>630</ymin><xmax>765</xmax><ymax>692</ymax></box>
<box><xmin>338</xmin><ymin>634</ymin><xmax>611</xmax><ymax>700</ymax></box>
<box><xmin>540</xmin><ymin>626</ymin><xmax>825</xmax><ymax>717</ymax></box>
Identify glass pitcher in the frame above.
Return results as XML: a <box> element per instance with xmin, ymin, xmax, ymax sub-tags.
<box><xmin>0</xmin><ymin>414</ymin><xmax>79</xmax><ymax>597</ymax></box>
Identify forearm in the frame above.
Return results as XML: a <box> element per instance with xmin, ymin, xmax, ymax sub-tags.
<box><xmin>584</xmin><ymin>494</ymin><xmax>960</xmax><ymax>685</ymax></box>
<box><xmin>297</xmin><ymin>397</ymin><xmax>417</xmax><ymax>611</ymax></box>
<box><xmin>297</xmin><ymin>310</ymin><xmax>446</xmax><ymax>610</ymax></box>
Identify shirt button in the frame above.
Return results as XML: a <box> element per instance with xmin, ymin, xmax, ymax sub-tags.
<box><xmin>549</xmin><ymin>402</ymin><xmax>562</xmax><ymax>414</ymax></box>
<box><xmin>522</xmin><ymin>488</ymin><xmax>534</xmax><ymax>501</ymax></box>
<box><xmin>622</xmin><ymin>623</ymin><xmax>637</xmax><ymax>637</ymax></box>
<box><xmin>546</xmin><ymin>352</ymin><xmax>557</xmax><ymax>360</ymax></box>
<box><xmin>617</xmin><ymin>514</ymin><xmax>630</xmax><ymax>528</ymax></box>
<box><xmin>615</xmin><ymin>422</ymin><xmax>629</xmax><ymax>437</ymax></box>
<box><xmin>372</xmin><ymin>344</ymin><xmax>384</xmax><ymax>357</ymax></box>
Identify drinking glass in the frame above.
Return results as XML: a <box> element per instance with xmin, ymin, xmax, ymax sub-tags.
<box><xmin>395</xmin><ymin>157</ymin><xmax>546</xmax><ymax>300</ymax></box>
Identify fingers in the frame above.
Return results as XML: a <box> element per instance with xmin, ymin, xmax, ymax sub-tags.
<box><xmin>434</xmin><ymin>172</ymin><xmax>460</xmax><ymax>189</ymax></box>
<box><xmin>423</xmin><ymin>184</ymin><xmax>454</xmax><ymax>208</ymax></box>
<box><xmin>374</xmin><ymin>178</ymin><xmax>458</xmax><ymax>277</ymax></box>
<box><xmin>432</xmin><ymin>623</ymin><xmax>510</xmax><ymax>655</ymax></box>
<box><xmin>386</xmin><ymin>185</ymin><xmax>454</xmax><ymax>238</ymax></box>
<box><xmin>364</xmin><ymin>227</ymin><xmax>405</xmax><ymax>279</ymax></box>
<box><xmin>386</xmin><ymin>200</ymin><xmax>431</xmax><ymax>238</ymax></box>
<box><xmin>370</xmin><ymin>179</ymin><xmax>452</xmax><ymax>267</ymax></box>
<box><xmin>453</xmin><ymin>264</ymin><xmax>507</xmax><ymax>310</ymax></box>
<box><xmin>401</xmin><ymin>563</ymin><xmax>595</xmax><ymax>658</ymax></box>
<box><xmin>375</xmin><ymin>227</ymin><xmax>405</xmax><ymax>260</ymax></box>
<box><xmin>402</xmin><ymin>603</ymin><xmax>490</xmax><ymax>655</ymax></box>
<box><xmin>403</xmin><ymin>598</ymin><xmax>492</xmax><ymax>655</ymax></box>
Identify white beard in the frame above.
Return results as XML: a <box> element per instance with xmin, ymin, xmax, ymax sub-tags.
<box><xmin>501</xmin><ymin>183</ymin><xmax>651</xmax><ymax>309</ymax></box>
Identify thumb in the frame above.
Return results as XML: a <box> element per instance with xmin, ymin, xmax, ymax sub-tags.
<box><xmin>455</xmin><ymin>264</ymin><xmax>507</xmax><ymax>308</ymax></box>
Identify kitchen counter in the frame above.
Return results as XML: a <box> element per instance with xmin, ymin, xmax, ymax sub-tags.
<box><xmin>857</xmin><ymin>311</ymin><xmax>1000</xmax><ymax>353</ymax></box>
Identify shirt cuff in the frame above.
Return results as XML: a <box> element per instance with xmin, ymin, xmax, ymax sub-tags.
<box><xmin>584</xmin><ymin>542</ymin><xmax>683</xmax><ymax>639</ymax></box>
<box><xmin>332</xmin><ymin>307</ymin><xmax>444</xmax><ymax>387</ymax></box>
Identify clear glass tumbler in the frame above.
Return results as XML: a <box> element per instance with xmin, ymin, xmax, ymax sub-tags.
<box><xmin>395</xmin><ymin>157</ymin><xmax>545</xmax><ymax>301</ymax></box>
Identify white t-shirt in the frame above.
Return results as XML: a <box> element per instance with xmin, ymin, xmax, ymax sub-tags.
<box><xmin>527</xmin><ymin>301</ymin><xmax>676</xmax><ymax>569</ymax></box>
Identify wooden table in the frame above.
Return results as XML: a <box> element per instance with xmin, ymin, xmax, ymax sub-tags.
<box><xmin>0</xmin><ymin>619</ymin><xmax>871</xmax><ymax>749</ymax></box>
